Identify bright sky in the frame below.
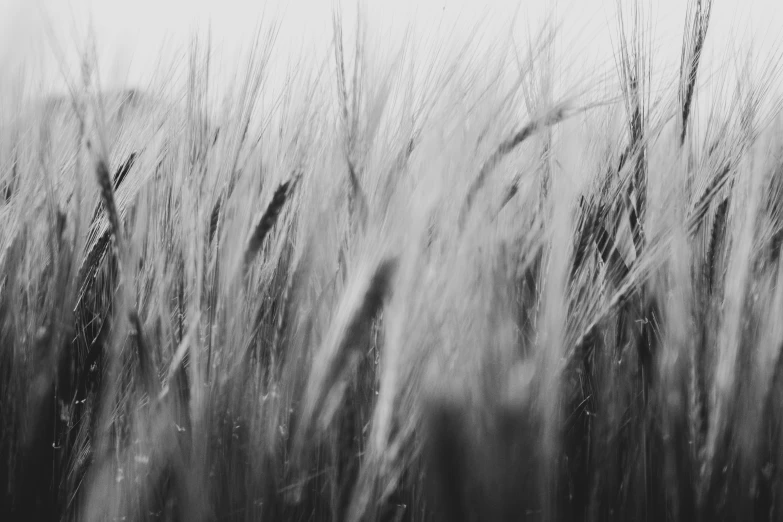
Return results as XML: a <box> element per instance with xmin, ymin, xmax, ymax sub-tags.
<box><xmin>1</xmin><ymin>0</ymin><xmax>781</xmax><ymax>99</ymax></box>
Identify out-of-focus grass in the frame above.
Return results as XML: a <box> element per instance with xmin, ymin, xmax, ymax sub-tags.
<box><xmin>3</xmin><ymin>1</ymin><xmax>783</xmax><ymax>520</ymax></box>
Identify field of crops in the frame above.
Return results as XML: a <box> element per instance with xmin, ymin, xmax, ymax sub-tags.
<box><xmin>3</xmin><ymin>1</ymin><xmax>783</xmax><ymax>520</ymax></box>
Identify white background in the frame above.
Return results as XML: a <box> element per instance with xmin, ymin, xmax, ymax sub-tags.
<box><xmin>1</xmin><ymin>0</ymin><xmax>780</xmax><ymax>98</ymax></box>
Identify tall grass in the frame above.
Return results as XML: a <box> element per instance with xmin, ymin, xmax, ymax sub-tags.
<box><xmin>2</xmin><ymin>1</ymin><xmax>783</xmax><ymax>520</ymax></box>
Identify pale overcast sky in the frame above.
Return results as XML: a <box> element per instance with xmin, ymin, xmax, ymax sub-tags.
<box><xmin>1</xmin><ymin>0</ymin><xmax>781</xmax><ymax>99</ymax></box>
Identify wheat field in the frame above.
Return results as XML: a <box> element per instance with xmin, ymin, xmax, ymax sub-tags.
<box><xmin>2</xmin><ymin>1</ymin><xmax>783</xmax><ymax>520</ymax></box>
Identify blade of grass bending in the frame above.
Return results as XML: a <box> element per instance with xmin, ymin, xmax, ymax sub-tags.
<box><xmin>460</xmin><ymin>100</ymin><xmax>611</xmax><ymax>229</ymax></box>
<box><xmin>158</xmin><ymin>311</ymin><xmax>201</xmax><ymax>402</ymax></box>
<box><xmin>459</xmin><ymin>102</ymin><xmax>573</xmax><ymax>229</ymax></box>
<box><xmin>75</xmin><ymin>155</ymin><xmax>138</xmax><ymax>308</ymax></box>
<box><xmin>242</xmin><ymin>173</ymin><xmax>300</xmax><ymax>272</ymax></box>
<box><xmin>92</xmin><ymin>153</ymin><xmax>123</xmax><ymax>255</ymax></box>
<box><xmin>295</xmin><ymin>256</ymin><xmax>398</xmax><ymax>457</ymax></box>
